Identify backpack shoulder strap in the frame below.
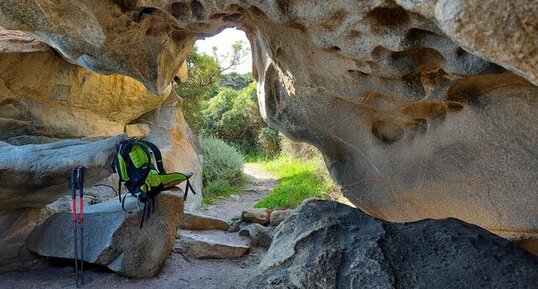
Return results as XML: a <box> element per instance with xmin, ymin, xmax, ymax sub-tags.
<box><xmin>140</xmin><ymin>140</ymin><xmax>166</xmax><ymax>174</ymax></box>
<box><xmin>115</xmin><ymin>139</ymin><xmax>134</xmax><ymax>203</ymax></box>
<box><xmin>127</xmin><ymin>139</ymin><xmax>153</xmax><ymax>188</ymax></box>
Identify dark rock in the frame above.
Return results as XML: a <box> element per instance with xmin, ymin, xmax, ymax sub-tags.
<box><xmin>243</xmin><ymin>200</ymin><xmax>538</xmax><ymax>289</ymax></box>
<box><xmin>239</xmin><ymin>223</ymin><xmax>274</xmax><ymax>248</ymax></box>
<box><xmin>227</xmin><ymin>221</ymin><xmax>242</xmax><ymax>233</ymax></box>
<box><xmin>269</xmin><ymin>209</ymin><xmax>293</xmax><ymax>227</ymax></box>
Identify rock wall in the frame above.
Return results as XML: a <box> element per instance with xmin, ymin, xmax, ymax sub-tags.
<box><xmin>0</xmin><ymin>0</ymin><xmax>536</xmax><ymax>272</ymax></box>
<box><xmin>0</xmin><ymin>30</ymin><xmax>202</xmax><ymax>272</ymax></box>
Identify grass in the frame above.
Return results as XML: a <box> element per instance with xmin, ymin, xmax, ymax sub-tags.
<box><xmin>243</xmin><ymin>149</ymin><xmax>276</xmax><ymax>163</ymax></box>
<box><xmin>202</xmin><ymin>174</ymin><xmax>250</xmax><ymax>205</ymax></box>
<box><xmin>254</xmin><ymin>155</ymin><xmax>332</xmax><ymax>209</ymax></box>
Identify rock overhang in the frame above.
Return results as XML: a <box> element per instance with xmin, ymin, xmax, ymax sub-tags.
<box><xmin>0</xmin><ymin>0</ymin><xmax>536</xmax><ymax>248</ymax></box>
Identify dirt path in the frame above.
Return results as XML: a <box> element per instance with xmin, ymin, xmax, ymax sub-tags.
<box><xmin>198</xmin><ymin>163</ymin><xmax>277</xmax><ymax>221</ymax></box>
<box><xmin>0</xmin><ymin>163</ymin><xmax>276</xmax><ymax>289</ymax></box>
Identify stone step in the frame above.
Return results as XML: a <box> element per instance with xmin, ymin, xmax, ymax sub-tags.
<box><xmin>174</xmin><ymin>230</ymin><xmax>250</xmax><ymax>259</ymax></box>
<box><xmin>180</xmin><ymin>212</ymin><xmax>230</xmax><ymax>231</ymax></box>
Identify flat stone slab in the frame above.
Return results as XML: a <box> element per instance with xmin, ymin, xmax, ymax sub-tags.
<box><xmin>174</xmin><ymin>230</ymin><xmax>250</xmax><ymax>259</ymax></box>
<box><xmin>181</xmin><ymin>212</ymin><xmax>230</xmax><ymax>231</ymax></box>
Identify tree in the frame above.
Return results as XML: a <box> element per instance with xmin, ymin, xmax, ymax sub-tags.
<box><xmin>176</xmin><ymin>41</ymin><xmax>250</xmax><ymax>133</ymax></box>
<box><xmin>217</xmin><ymin>72</ymin><xmax>254</xmax><ymax>90</ymax></box>
<box><xmin>202</xmin><ymin>82</ymin><xmax>265</xmax><ymax>150</ymax></box>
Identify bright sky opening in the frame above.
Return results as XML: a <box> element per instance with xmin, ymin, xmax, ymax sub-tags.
<box><xmin>195</xmin><ymin>28</ymin><xmax>252</xmax><ymax>74</ymax></box>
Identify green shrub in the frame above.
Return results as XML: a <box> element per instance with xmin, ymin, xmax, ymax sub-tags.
<box><xmin>257</xmin><ymin>127</ymin><xmax>281</xmax><ymax>156</ymax></box>
<box><xmin>279</xmin><ymin>133</ymin><xmax>319</xmax><ymax>159</ymax></box>
<box><xmin>201</xmin><ymin>83</ymin><xmax>266</xmax><ymax>151</ymax></box>
<box><xmin>200</xmin><ymin>137</ymin><xmax>245</xmax><ymax>203</ymax></box>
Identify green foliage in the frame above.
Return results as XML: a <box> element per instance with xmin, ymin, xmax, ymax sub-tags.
<box><xmin>177</xmin><ymin>40</ymin><xmax>281</xmax><ymax>156</ymax></box>
<box><xmin>257</xmin><ymin>127</ymin><xmax>281</xmax><ymax>156</ymax></box>
<box><xmin>255</xmin><ymin>155</ymin><xmax>329</xmax><ymax>209</ymax></box>
<box><xmin>177</xmin><ymin>41</ymin><xmax>250</xmax><ymax>134</ymax></box>
<box><xmin>254</xmin><ymin>135</ymin><xmax>343</xmax><ymax>209</ymax></box>
<box><xmin>279</xmin><ymin>133</ymin><xmax>319</xmax><ymax>159</ymax></box>
<box><xmin>244</xmin><ymin>150</ymin><xmax>275</xmax><ymax>163</ymax></box>
<box><xmin>177</xmin><ymin>47</ymin><xmax>222</xmax><ymax>133</ymax></box>
<box><xmin>218</xmin><ymin>72</ymin><xmax>254</xmax><ymax>90</ymax></box>
<box><xmin>202</xmin><ymin>82</ymin><xmax>267</xmax><ymax>151</ymax></box>
<box><xmin>200</xmin><ymin>137</ymin><xmax>246</xmax><ymax>203</ymax></box>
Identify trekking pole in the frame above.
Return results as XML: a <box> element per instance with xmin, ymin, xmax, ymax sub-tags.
<box><xmin>70</xmin><ymin>166</ymin><xmax>79</xmax><ymax>288</ymax></box>
<box><xmin>77</xmin><ymin>166</ymin><xmax>85</xmax><ymax>285</ymax></box>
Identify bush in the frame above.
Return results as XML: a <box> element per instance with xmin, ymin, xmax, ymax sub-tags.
<box><xmin>257</xmin><ymin>127</ymin><xmax>281</xmax><ymax>155</ymax></box>
<box><xmin>202</xmin><ymin>83</ymin><xmax>265</xmax><ymax>151</ymax></box>
<box><xmin>200</xmin><ymin>137</ymin><xmax>245</xmax><ymax>202</ymax></box>
<box><xmin>279</xmin><ymin>133</ymin><xmax>319</xmax><ymax>159</ymax></box>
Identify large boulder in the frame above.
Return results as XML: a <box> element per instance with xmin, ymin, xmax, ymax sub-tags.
<box><xmin>0</xmin><ymin>135</ymin><xmax>123</xmax><ymax>211</ymax></box>
<box><xmin>27</xmin><ymin>191</ymin><xmax>184</xmax><ymax>278</ymax></box>
<box><xmin>0</xmin><ymin>0</ymin><xmax>535</xmax><ymax>248</ymax></box>
<box><xmin>239</xmin><ymin>223</ymin><xmax>274</xmax><ymax>248</ymax></box>
<box><xmin>244</xmin><ymin>200</ymin><xmax>538</xmax><ymax>288</ymax></box>
<box><xmin>0</xmin><ymin>207</ymin><xmax>54</xmax><ymax>272</ymax></box>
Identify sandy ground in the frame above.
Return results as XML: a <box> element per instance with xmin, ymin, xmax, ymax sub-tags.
<box><xmin>0</xmin><ymin>164</ymin><xmax>275</xmax><ymax>289</ymax></box>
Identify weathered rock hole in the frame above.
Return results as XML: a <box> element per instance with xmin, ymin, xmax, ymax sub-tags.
<box><xmin>329</xmin><ymin>46</ymin><xmax>341</xmax><ymax>53</ymax></box>
<box><xmin>191</xmin><ymin>0</ymin><xmax>204</xmax><ymax>19</ymax></box>
<box><xmin>276</xmin><ymin>0</ymin><xmax>294</xmax><ymax>14</ymax></box>
<box><xmin>116</xmin><ymin>0</ymin><xmax>138</xmax><ymax>11</ymax></box>
<box><xmin>134</xmin><ymin>7</ymin><xmax>158</xmax><ymax>23</ymax></box>
<box><xmin>366</xmin><ymin>7</ymin><xmax>409</xmax><ymax>28</ymax></box>
<box><xmin>447</xmin><ymin>86</ymin><xmax>483</xmax><ymax>107</ymax></box>
<box><xmin>170</xmin><ymin>2</ymin><xmax>190</xmax><ymax>19</ymax></box>
<box><xmin>446</xmin><ymin>101</ymin><xmax>464</xmax><ymax>112</ymax></box>
<box><xmin>456</xmin><ymin>47</ymin><xmax>466</xmax><ymax>57</ymax></box>
<box><xmin>209</xmin><ymin>13</ymin><xmax>228</xmax><ymax>20</ymax></box>
<box><xmin>372</xmin><ymin>120</ymin><xmax>404</xmax><ymax>144</ymax></box>
<box><xmin>391</xmin><ymin>47</ymin><xmax>445</xmax><ymax>71</ymax></box>
<box><xmin>406</xmin><ymin>28</ymin><xmax>440</xmax><ymax>45</ymax></box>
<box><xmin>170</xmin><ymin>30</ymin><xmax>189</xmax><ymax>42</ymax></box>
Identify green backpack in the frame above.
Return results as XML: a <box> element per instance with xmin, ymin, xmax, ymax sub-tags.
<box><xmin>114</xmin><ymin>138</ymin><xmax>196</xmax><ymax>227</ymax></box>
